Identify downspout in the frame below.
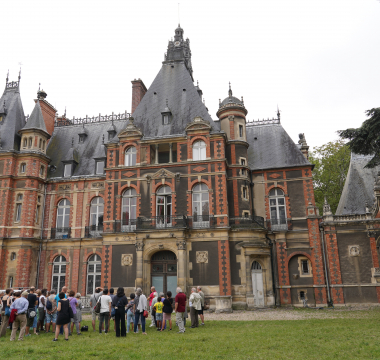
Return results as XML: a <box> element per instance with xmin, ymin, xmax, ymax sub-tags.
<box><xmin>266</xmin><ymin>235</ymin><xmax>278</xmax><ymax>306</ymax></box>
<box><xmin>319</xmin><ymin>224</ymin><xmax>332</xmax><ymax>306</ymax></box>
<box><xmin>36</xmin><ymin>183</ymin><xmax>47</xmax><ymax>287</ymax></box>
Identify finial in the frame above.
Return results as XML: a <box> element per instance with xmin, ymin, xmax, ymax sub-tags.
<box><xmin>197</xmin><ymin>80</ymin><xmax>199</xmax><ymax>87</ymax></box>
<box><xmin>228</xmin><ymin>82</ymin><xmax>232</xmax><ymax>97</ymax></box>
<box><xmin>71</xmin><ymin>137</ymin><xmax>74</xmax><ymax>148</ymax></box>
<box><xmin>6</xmin><ymin>70</ymin><xmax>9</xmax><ymax>84</ymax></box>
<box><xmin>38</xmin><ymin>83</ymin><xmax>41</xmax><ymax>92</ymax></box>
<box><xmin>277</xmin><ymin>105</ymin><xmax>281</xmax><ymax>120</ymax></box>
<box><xmin>241</xmin><ymin>96</ymin><xmax>244</xmax><ymax>105</ymax></box>
<box><xmin>18</xmin><ymin>67</ymin><xmax>21</xmax><ymax>81</ymax></box>
<box><xmin>64</xmin><ymin>106</ymin><xmax>67</xmax><ymax>118</ymax></box>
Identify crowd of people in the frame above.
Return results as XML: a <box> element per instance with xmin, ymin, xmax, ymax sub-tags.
<box><xmin>0</xmin><ymin>285</ymin><xmax>206</xmax><ymax>341</ymax></box>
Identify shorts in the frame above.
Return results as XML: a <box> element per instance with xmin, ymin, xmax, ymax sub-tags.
<box><xmin>92</xmin><ymin>311</ymin><xmax>98</xmax><ymax>321</ymax></box>
<box><xmin>163</xmin><ymin>312</ymin><xmax>172</xmax><ymax>321</ymax></box>
<box><xmin>46</xmin><ymin>312</ymin><xmax>57</xmax><ymax>323</ymax></box>
<box><xmin>155</xmin><ymin>313</ymin><xmax>163</xmax><ymax>321</ymax></box>
<box><xmin>198</xmin><ymin>306</ymin><xmax>204</xmax><ymax>315</ymax></box>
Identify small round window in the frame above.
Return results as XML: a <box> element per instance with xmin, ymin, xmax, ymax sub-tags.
<box><xmin>10</xmin><ymin>252</ymin><xmax>16</xmax><ymax>261</ymax></box>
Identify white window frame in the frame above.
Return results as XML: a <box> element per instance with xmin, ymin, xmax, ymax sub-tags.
<box><xmin>192</xmin><ymin>140</ymin><xmax>206</xmax><ymax>161</ymax></box>
<box><xmin>192</xmin><ymin>183</ymin><xmax>209</xmax><ymax>227</ymax></box>
<box><xmin>156</xmin><ymin>186</ymin><xmax>172</xmax><ymax>227</ymax></box>
<box><xmin>269</xmin><ymin>188</ymin><xmax>286</xmax><ymax>223</ymax></box>
<box><xmin>56</xmin><ymin>199</ymin><xmax>71</xmax><ymax>228</ymax></box>
<box><xmin>90</xmin><ymin>197</ymin><xmax>104</xmax><ymax>228</ymax></box>
<box><xmin>298</xmin><ymin>256</ymin><xmax>312</xmax><ymax>277</ymax></box>
<box><xmin>125</xmin><ymin>146</ymin><xmax>137</xmax><ymax>167</ymax></box>
<box><xmin>96</xmin><ymin>160</ymin><xmax>105</xmax><ymax>175</ymax></box>
<box><xmin>122</xmin><ymin>188</ymin><xmax>137</xmax><ymax>230</ymax></box>
<box><xmin>64</xmin><ymin>163</ymin><xmax>72</xmax><ymax>178</ymax></box>
<box><xmin>86</xmin><ymin>254</ymin><xmax>102</xmax><ymax>295</ymax></box>
<box><xmin>52</xmin><ymin>255</ymin><xmax>66</xmax><ymax>292</ymax></box>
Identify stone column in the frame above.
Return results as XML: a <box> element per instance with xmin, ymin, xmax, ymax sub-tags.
<box><xmin>155</xmin><ymin>144</ymin><xmax>159</xmax><ymax>164</ymax></box>
<box><xmin>169</xmin><ymin>143</ymin><xmax>173</xmax><ymax>163</ymax></box>
<box><xmin>177</xmin><ymin>240</ymin><xmax>187</xmax><ymax>292</ymax></box>
<box><xmin>245</xmin><ymin>254</ymin><xmax>252</xmax><ymax>294</ymax></box>
<box><xmin>135</xmin><ymin>240</ymin><xmax>144</xmax><ymax>289</ymax></box>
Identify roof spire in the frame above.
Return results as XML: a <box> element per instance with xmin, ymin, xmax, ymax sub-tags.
<box><xmin>6</xmin><ymin>70</ymin><xmax>9</xmax><ymax>84</ymax></box>
<box><xmin>64</xmin><ymin>106</ymin><xmax>67</xmax><ymax>118</ymax></box>
<box><xmin>18</xmin><ymin>67</ymin><xmax>21</xmax><ymax>82</ymax></box>
<box><xmin>38</xmin><ymin>83</ymin><xmax>41</xmax><ymax>92</ymax></box>
<box><xmin>228</xmin><ymin>82</ymin><xmax>232</xmax><ymax>97</ymax></box>
<box><xmin>277</xmin><ymin>105</ymin><xmax>281</xmax><ymax>121</ymax></box>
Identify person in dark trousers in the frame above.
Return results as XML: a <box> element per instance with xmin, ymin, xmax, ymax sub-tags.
<box><xmin>111</xmin><ymin>287</ymin><xmax>128</xmax><ymax>337</ymax></box>
<box><xmin>98</xmin><ymin>288</ymin><xmax>112</xmax><ymax>335</ymax></box>
<box><xmin>25</xmin><ymin>287</ymin><xmax>38</xmax><ymax>337</ymax></box>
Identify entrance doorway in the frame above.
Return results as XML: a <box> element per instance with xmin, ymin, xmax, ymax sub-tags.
<box><xmin>151</xmin><ymin>251</ymin><xmax>177</xmax><ymax>296</ymax></box>
<box><xmin>252</xmin><ymin>261</ymin><xmax>264</xmax><ymax>307</ymax></box>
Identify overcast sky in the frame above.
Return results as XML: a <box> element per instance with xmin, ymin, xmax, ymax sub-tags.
<box><xmin>2</xmin><ymin>0</ymin><xmax>380</xmax><ymax>151</ymax></box>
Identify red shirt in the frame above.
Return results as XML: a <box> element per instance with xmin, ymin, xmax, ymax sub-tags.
<box><xmin>175</xmin><ymin>292</ymin><xmax>187</xmax><ymax>312</ymax></box>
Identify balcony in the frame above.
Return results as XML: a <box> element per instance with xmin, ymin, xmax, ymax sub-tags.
<box><xmin>229</xmin><ymin>216</ymin><xmax>265</xmax><ymax>229</ymax></box>
<box><xmin>85</xmin><ymin>225</ymin><xmax>104</xmax><ymax>238</ymax></box>
<box><xmin>51</xmin><ymin>227</ymin><xmax>71</xmax><ymax>239</ymax></box>
<box><xmin>187</xmin><ymin>215</ymin><xmax>216</xmax><ymax>229</ymax></box>
<box><xmin>136</xmin><ymin>215</ymin><xmax>187</xmax><ymax>230</ymax></box>
<box><xmin>267</xmin><ymin>217</ymin><xmax>289</xmax><ymax>231</ymax></box>
<box><xmin>114</xmin><ymin>219</ymin><xmax>138</xmax><ymax>233</ymax></box>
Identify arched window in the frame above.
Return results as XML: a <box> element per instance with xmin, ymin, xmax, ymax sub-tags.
<box><xmin>122</xmin><ymin>188</ymin><xmax>137</xmax><ymax>229</ymax></box>
<box><xmin>192</xmin><ymin>183</ymin><xmax>209</xmax><ymax>227</ymax></box>
<box><xmin>269</xmin><ymin>188</ymin><xmax>287</xmax><ymax>229</ymax></box>
<box><xmin>39</xmin><ymin>139</ymin><xmax>42</xmax><ymax>149</ymax></box>
<box><xmin>42</xmin><ymin>140</ymin><xmax>46</xmax><ymax>151</ymax></box>
<box><xmin>156</xmin><ymin>186</ymin><xmax>172</xmax><ymax>227</ymax></box>
<box><xmin>57</xmin><ymin>199</ymin><xmax>70</xmax><ymax>228</ymax></box>
<box><xmin>192</xmin><ymin>140</ymin><xmax>206</xmax><ymax>161</ymax></box>
<box><xmin>28</xmin><ymin>137</ymin><xmax>33</xmax><ymax>148</ymax></box>
<box><xmin>252</xmin><ymin>261</ymin><xmax>262</xmax><ymax>270</ymax></box>
<box><xmin>87</xmin><ymin>254</ymin><xmax>101</xmax><ymax>295</ymax></box>
<box><xmin>124</xmin><ymin>146</ymin><xmax>136</xmax><ymax>167</ymax></box>
<box><xmin>90</xmin><ymin>197</ymin><xmax>104</xmax><ymax>229</ymax></box>
<box><xmin>52</xmin><ymin>255</ymin><xmax>66</xmax><ymax>292</ymax></box>
<box><xmin>23</xmin><ymin>138</ymin><xmax>27</xmax><ymax>148</ymax></box>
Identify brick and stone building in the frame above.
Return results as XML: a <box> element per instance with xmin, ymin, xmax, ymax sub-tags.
<box><xmin>0</xmin><ymin>25</ymin><xmax>359</xmax><ymax>309</ymax></box>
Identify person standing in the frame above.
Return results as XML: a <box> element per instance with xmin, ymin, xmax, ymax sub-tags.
<box><xmin>197</xmin><ymin>286</ymin><xmax>205</xmax><ymax>325</ymax></box>
<box><xmin>175</xmin><ymin>287</ymin><xmax>186</xmax><ymax>334</ymax></box>
<box><xmin>9</xmin><ymin>291</ymin><xmax>29</xmax><ymax>341</ymax></box>
<box><xmin>148</xmin><ymin>286</ymin><xmax>155</xmax><ymax>327</ymax></box>
<box><xmin>0</xmin><ymin>288</ymin><xmax>13</xmax><ymax>338</ymax></box>
<box><xmin>75</xmin><ymin>293</ymin><xmax>83</xmax><ymax>330</ymax></box>
<box><xmin>161</xmin><ymin>291</ymin><xmax>173</xmax><ymax>331</ymax></box>
<box><xmin>98</xmin><ymin>288</ymin><xmax>112</xmax><ymax>334</ymax></box>
<box><xmin>134</xmin><ymin>288</ymin><xmax>147</xmax><ymax>335</ymax></box>
<box><xmin>153</xmin><ymin>296</ymin><xmax>163</xmax><ymax>331</ymax></box>
<box><xmin>25</xmin><ymin>287</ymin><xmax>38</xmax><ymax>337</ymax></box>
<box><xmin>37</xmin><ymin>289</ymin><xmax>47</xmax><ymax>333</ymax></box>
<box><xmin>126</xmin><ymin>293</ymin><xmax>135</xmax><ymax>334</ymax></box>
<box><xmin>89</xmin><ymin>287</ymin><xmax>103</xmax><ymax>331</ymax></box>
<box><xmin>45</xmin><ymin>290</ymin><xmax>57</xmax><ymax>333</ymax></box>
<box><xmin>189</xmin><ymin>288</ymin><xmax>201</xmax><ymax>328</ymax></box>
<box><xmin>68</xmin><ymin>290</ymin><xmax>80</xmax><ymax>335</ymax></box>
<box><xmin>53</xmin><ymin>292</ymin><xmax>70</xmax><ymax>341</ymax></box>
<box><xmin>109</xmin><ymin>288</ymin><xmax>115</xmax><ymax>331</ymax></box>
<box><xmin>112</xmin><ymin>287</ymin><xmax>128</xmax><ymax>337</ymax></box>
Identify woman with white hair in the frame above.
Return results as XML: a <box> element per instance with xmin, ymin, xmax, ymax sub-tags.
<box><xmin>75</xmin><ymin>293</ymin><xmax>83</xmax><ymax>331</ymax></box>
<box><xmin>133</xmin><ymin>288</ymin><xmax>147</xmax><ymax>335</ymax></box>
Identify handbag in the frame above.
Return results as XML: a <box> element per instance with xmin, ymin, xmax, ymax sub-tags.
<box><xmin>143</xmin><ymin>310</ymin><xmax>148</xmax><ymax>318</ymax></box>
<box><xmin>5</xmin><ymin>306</ymin><xmax>11</xmax><ymax>316</ymax></box>
<box><xmin>68</xmin><ymin>305</ymin><xmax>74</xmax><ymax>319</ymax></box>
<box><xmin>27</xmin><ymin>308</ymin><xmax>36</xmax><ymax>318</ymax></box>
<box><xmin>81</xmin><ymin>325</ymin><xmax>88</xmax><ymax>332</ymax></box>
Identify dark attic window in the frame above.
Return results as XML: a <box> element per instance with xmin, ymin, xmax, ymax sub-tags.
<box><xmin>79</xmin><ymin>134</ymin><xmax>86</xmax><ymax>143</ymax></box>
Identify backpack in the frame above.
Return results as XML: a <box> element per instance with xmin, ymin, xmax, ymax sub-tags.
<box><xmin>46</xmin><ymin>299</ymin><xmax>52</xmax><ymax>310</ymax></box>
<box><xmin>94</xmin><ymin>296</ymin><xmax>102</xmax><ymax>315</ymax></box>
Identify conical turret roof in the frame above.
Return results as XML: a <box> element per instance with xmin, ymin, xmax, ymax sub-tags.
<box><xmin>21</xmin><ymin>101</ymin><xmax>50</xmax><ymax>137</ymax></box>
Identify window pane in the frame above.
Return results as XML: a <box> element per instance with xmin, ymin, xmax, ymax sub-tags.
<box><xmin>96</xmin><ymin>161</ymin><xmax>104</xmax><ymax>174</ymax></box>
<box><xmin>202</xmin><ymin>201</ymin><xmax>209</xmax><ymax>215</ymax></box>
<box><xmin>152</xmin><ymin>264</ymin><xmax>164</xmax><ymax>272</ymax></box>
<box><xmin>53</xmin><ymin>265</ymin><xmax>59</xmax><ymax>274</ymax></box>
<box><xmin>270</xmin><ymin>199</ymin><xmax>276</xmax><ymax>206</ymax></box>
<box><xmin>200</xmin><ymin>147</ymin><xmax>206</xmax><ymax>160</ymax></box>
<box><xmin>58</xmin><ymin>208</ymin><xmax>64</xmax><ymax>215</ymax></box>
<box><xmin>64</xmin><ymin>214</ymin><xmax>69</xmax><ymax>227</ymax></box>
<box><xmin>52</xmin><ymin>276</ymin><xmax>59</xmax><ymax>291</ymax></box>
<box><xmin>193</xmin><ymin>147</ymin><xmax>199</xmax><ymax>160</ymax></box>
<box><xmin>59</xmin><ymin>276</ymin><xmax>66</xmax><ymax>290</ymax></box>
<box><xmin>87</xmin><ymin>275</ymin><xmax>94</xmax><ymax>295</ymax></box>
<box><xmin>130</xmin><ymin>206</ymin><xmax>136</xmax><ymax>219</ymax></box>
<box><xmin>89</xmin><ymin>264</ymin><xmax>94</xmax><ymax>273</ymax></box>
<box><xmin>95</xmin><ymin>275</ymin><xmax>101</xmax><ymax>288</ymax></box>
<box><xmin>61</xmin><ymin>265</ymin><xmax>66</xmax><ymax>274</ymax></box>
<box><xmin>193</xmin><ymin>193</ymin><xmax>200</xmax><ymax>202</ymax></box>
<box><xmin>96</xmin><ymin>264</ymin><xmax>102</xmax><ymax>273</ymax></box>
<box><xmin>278</xmin><ymin>198</ymin><xmax>285</xmax><ymax>205</ymax></box>
<box><xmin>279</xmin><ymin>207</ymin><xmax>285</xmax><ymax>218</ymax></box>
<box><xmin>201</xmin><ymin>193</ymin><xmax>208</xmax><ymax>201</ymax></box>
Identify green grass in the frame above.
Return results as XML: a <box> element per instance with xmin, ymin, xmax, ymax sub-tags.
<box><xmin>1</xmin><ymin>312</ymin><xmax>380</xmax><ymax>359</ymax></box>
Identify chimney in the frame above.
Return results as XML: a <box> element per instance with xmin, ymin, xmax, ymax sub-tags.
<box><xmin>131</xmin><ymin>78</ymin><xmax>147</xmax><ymax>114</ymax></box>
<box><xmin>35</xmin><ymin>89</ymin><xmax>57</xmax><ymax>137</ymax></box>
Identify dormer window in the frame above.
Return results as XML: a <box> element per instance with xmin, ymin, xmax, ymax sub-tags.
<box><xmin>64</xmin><ymin>163</ymin><xmax>72</xmax><ymax>177</ymax></box>
<box><xmin>79</xmin><ymin>134</ymin><xmax>86</xmax><ymax>143</ymax></box>
<box><xmin>163</xmin><ymin>114</ymin><xmax>169</xmax><ymax>125</ymax></box>
<box><xmin>161</xmin><ymin>100</ymin><xmax>171</xmax><ymax>125</ymax></box>
<box><xmin>96</xmin><ymin>160</ymin><xmax>105</xmax><ymax>175</ymax></box>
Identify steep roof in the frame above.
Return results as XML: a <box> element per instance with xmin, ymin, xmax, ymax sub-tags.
<box><xmin>46</xmin><ymin>120</ymin><xmax>126</xmax><ymax>178</ymax></box>
<box><xmin>21</xmin><ymin>100</ymin><xmax>49</xmax><ymax>135</ymax></box>
<box><xmin>0</xmin><ymin>83</ymin><xmax>25</xmax><ymax>151</ymax></box>
<box><xmin>335</xmin><ymin>153</ymin><xmax>379</xmax><ymax>215</ymax></box>
<box><xmin>132</xmin><ymin>62</ymin><xmax>218</xmax><ymax>137</ymax></box>
<box><xmin>246</xmin><ymin>122</ymin><xmax>311</xmax><ymax>171</ymax></box>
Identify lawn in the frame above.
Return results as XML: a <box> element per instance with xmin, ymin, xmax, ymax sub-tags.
<box><xmin>1</xmin><ymin>310</ymin><xmax>380</xmax><ymax>359</ymax></box>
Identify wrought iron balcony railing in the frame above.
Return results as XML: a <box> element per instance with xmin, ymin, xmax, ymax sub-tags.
<box><xmin>137</xmin><ymin>215</ymin><xmax>188</xmax><ymax>230</ymax></box>
<box><xmin>229</xmin><ymin>216</ymin><xmax>265</xmax><ymax>229</ymax></box>
<box><xmin>85</xmin><ymin>225</ymin><xmax>104</xmax><ymax>238</ymax></box>
<box><xmin>51</xmin><ymin>227</ymin><xmax>71</xmax><ymax>239</ymax></box>
<box><xmin>187</xmin><ymin>215</ymin><xmax>216</xmax><ymax>229</ymax></box>
<box><xmin>267</xmin><ymin>217</ymin><xmax>289</xmax><ymax>231</ymax></box>
<box><xmin>114</xmin><ymin>219</ymin><xmax>138</xmax><ymax>233</ymax></box>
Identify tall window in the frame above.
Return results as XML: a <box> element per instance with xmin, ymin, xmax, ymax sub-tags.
<box><xmin>15</xmin><ymin>194</ymin><xmax>23</xmax><ymax>222</ymax></box>
<box><xmin>52</xmin><ymin>255</ymin><xmax>66</xmax><ymax>292</ymax></box>
<box><xmin>20</xmin><ymin>163</ymin><xmax>26</xmax><ymax>173</ymax></box>
<box><xmin>23</xmin><ymin>138</ymin><xmax>27</xmax><ymax>148</ymax></box>
<box><xmin>239</xmin><ymin>125</ymin><xmax>243</xmax><ymax>138</ymax></box>
<box><xmin>64</xmin><ymin>164</ymin><xmax>72</xmax><ymax>178</ymax></box>
<box><xmin>40</xmin><ymin>165</ymin><xmax>45</xmax><ymax>176</ymax></box>
<box><xmin>9</xmin><ymin>276</ymin><xmax>13</xmax><ymax>288</ymax></box>
<box><xmin>87</xmin><ymin>254</ymin><xmax>101</xmax><ymax>295</ymax></box>
<box><xmin>156</xmin><ymin>186</ymin><xmax>172</xmax><ymax>227</ymax></box>
<box><xmin>96</xmin><ymin>161</ymin><xmax>104</xmax><ymax>174</ymax></box>
<box><xmin>192</xmin><ymin>140</ymin><xmax>206</xmax><ymax>161</ymax></box>
<box><xmin>90</xmin><ymin>197</ymin><xmax>104</xmax><ymax>228</ymax></box>
<box><xmin>122</xmin><ymin>188</ymin><xmax>137</xmax><ymax>225</ymax></box>
<box><xmin>192</xmin><ymin>183</ymin><xmax>209</xmax><ymax>225</ymax></box>
<box><xmin>57</xmin><ymin>199</ymin><xmax>70</xmax><ymax>228</ymax></box>
<box><xmin>28</xmin><ymin>137</ymin><xmax>32</xmax><ymax>148</ymax></box>
<box><xmin>125</xmin><ymin>147</ymin><xmax>136</xmax><ymax>166</ymax></box>
<box><xmin>269</xmin><ymin>188</ymin><xmax>286</xmax><ymax>226</ymax></box>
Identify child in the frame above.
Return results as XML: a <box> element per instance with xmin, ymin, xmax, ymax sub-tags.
<box><xmin>153</xmin><ymin>296</ymin><xmax>163</xmax><ymax>331</ymax></box>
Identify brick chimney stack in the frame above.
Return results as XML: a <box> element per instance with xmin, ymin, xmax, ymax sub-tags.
<box><xmin>131</xmin><ymin>79</ymin><xmax>147</xmax><ymax>114</ymax></box>
<box><xmin>34</xmin><ymin>89</ymin><xmax>56</xmax><ymax>137</ymax></box>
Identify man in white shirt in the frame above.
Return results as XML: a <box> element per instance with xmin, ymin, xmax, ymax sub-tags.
<box><xmin>98</xmin><ymin>288</ymin><xmax>112</xmax><ymax>334</ymax></box>
<box><xmin>37</xmin><ymin>289</ymin><xmax>47</xmax><ymax>332</ymax></box>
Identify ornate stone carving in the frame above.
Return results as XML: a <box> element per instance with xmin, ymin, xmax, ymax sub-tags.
<box><xmin>91</xmin><ymin>182</ymin><xmax>105</xmax><ymax>189</ymax></box>
<box><xmin>373</xmin><ymin>268</ymin><xmax>380</xmax><ymax>277</ymax></box>
<box><xmin>121</xmin><ymin>254</ymin><xmax>133</xmax><ymax>266</ymax></box>
<box><xmin>58</xmin><ymin>184</ymin><xmax>71</xmax><ymax>191</ymax></box>
<box><xmin>152</xmin><ymin>168</ymin><xmax>176</xmax><ymax>180</ymax></box>
<box><xmin>123</xmin><ymin>171</ymin><xmax>135</xmax><ymax>178</ymax></box>
<box><xmin>196</xmin><ymin>251</ymin><xmax>208</xmax><ymax>263</ymax></box>
<box><xmin>176</xmin><ymin>240</ymin><xmax>186</xmax><ymax>250</ymax></box>
<box><xmin>135</xmin><ymin>241</ymin><xmax>144</xmax><ymax>251</ymax></box>
<box><xmin>193</xmin><ymin>166</ymin><xmax>206</xmax><ymax>172</ymax></box>
<box><xmin>269</xmin><ymin>173</ymin><xmax>281</xmax><ymax>179</ymax></box>
<box><xmin>349</xmin><ymin>245</ymin><xmax>360</xmax><ymax>257</ymax></box>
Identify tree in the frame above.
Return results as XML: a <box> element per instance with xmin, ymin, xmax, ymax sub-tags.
<box><xmin>338</xmin><ymin>107</ymin><xmax>380</xmax><ymax>168</ymax></box>
<box><xmin>309</xmin><ymin>140</ymin><xmax>351</xmax><ymax>215</ymax></box>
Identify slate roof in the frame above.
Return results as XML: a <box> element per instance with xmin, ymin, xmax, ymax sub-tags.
<box><xmin>246</xmin><ymin>122</ymin><xmax>311</xmax><ymax>171</ymax></box>
<box><xmin>221</xmin><ymin>96</ymin><xmax>243</xmax><ymax>106</ymax></box>
<box><xmin>0</xmin><ymin>85</ymin><xmax>26</xmax><ymax>150</ymax></box>
<box><xmin>46</xmin><ymin>121</ymin><xmax>126</xmax><ymax>179</ymax></box>
<box><xmin>132</xmin><ymin>62</ymin><xmax>219</xmax><ymax>137</ymax></box>
<box><xmin>21</xmin><ymin>100</ymin><xmax>49</xmax><ymax>135</ymax></box>
<box><xmin>335</xmin><ymin>153</ymin><xmax>379</xmax><ymax>215</ymax></box>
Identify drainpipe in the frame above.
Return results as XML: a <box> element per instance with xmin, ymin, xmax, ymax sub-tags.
<box><xmin>319</xmin><ymin>224</ymin><xmax>332</xmax><ymax>306</ymax></box>
<box><xmin>36</xmin><ymin>183</ymin><xmax>47</xmax><ymax>287</ymax></box>
<box><xmin>249</xmin><ymin>171</ymin><xmax>254</xmax><ymax>216</ymax></box>
<box><xmin>266</xmin><ymin>235</ymin><xmax>278</xmax><ymax>306</ymax></box>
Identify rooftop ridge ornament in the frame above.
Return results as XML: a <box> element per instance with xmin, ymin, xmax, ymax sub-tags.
<box><xmin>277</xmin><ymin>105</ymin><xmax>281</xmax><ymax>121</ymax></box>
<box><xmin>228</xmin><ymin>82</ymin><xmax>232</xmax><ymax>97</ymax></box>
<box><xmin>55</xmin><ymin>110</ymin><xmax>132</xmax><ymax>127</ymax></box>
<box><xmin>5</xmin><ymin>70</ymin><xmax>20</xmax><ymax>90</ymax></box>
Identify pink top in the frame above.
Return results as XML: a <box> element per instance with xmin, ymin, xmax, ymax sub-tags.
<box><xmin>149</xmin><ymin>292</ymin><xmax>155</xmax><ymax>306</ymax></box>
